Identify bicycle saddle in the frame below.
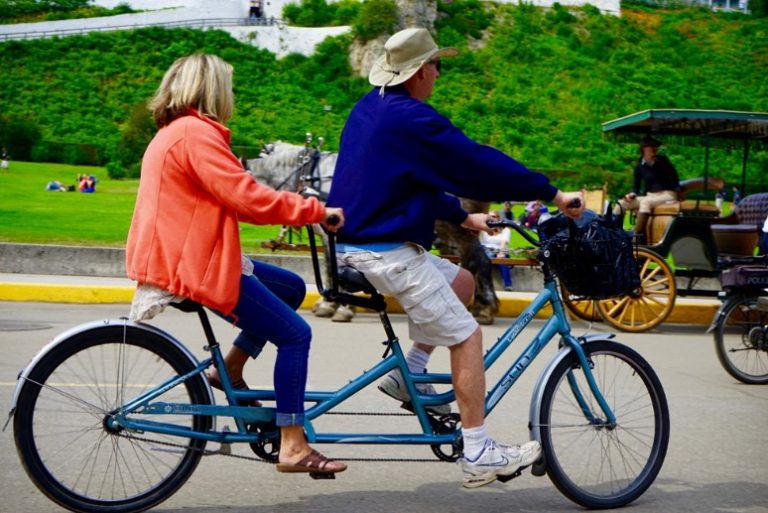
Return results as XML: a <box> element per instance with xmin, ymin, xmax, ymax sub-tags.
<box><xmin>169</xmin><ymin>299</ymin><xmax>204</xmax><ymax>313</ymax></box>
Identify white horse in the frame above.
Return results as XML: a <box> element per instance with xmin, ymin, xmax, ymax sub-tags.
<box><xmin>245</xmin><ymin>140</ymin><xmax>353</xmax><ymax>321</ymax></box>
<box><xmin>247</xmin><ymin>141</ymin><xmax>337</xmax><ymax>201</ymax></box>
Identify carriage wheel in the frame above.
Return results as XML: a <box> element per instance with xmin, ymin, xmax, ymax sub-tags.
<box><xmin>560</xmin><ymin>284</ymin><xmax>601</xmax><ymax>322</ymax></box>
<box><xmin>596</xmin><ymin>248</ymin><xmax>677</xmax><ymax>332</ymax></box>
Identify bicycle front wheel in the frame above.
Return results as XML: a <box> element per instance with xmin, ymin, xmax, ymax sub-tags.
<box><xmin>13</xmin><ymin>324</ymin><xmax>212</xmax><ymax>513</ymax></box>
<box><xmin>714</xmin><ymin>295</ymin><xmax>768</xmax><ymax>384</ymax></box>
<box><xmin>538</xmin><ymin>340</ymin><xmax>670</xmax><ymax>509</ymax></box>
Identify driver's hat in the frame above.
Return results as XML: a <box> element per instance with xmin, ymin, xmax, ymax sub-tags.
<box><xmin>640</xmin><ymin>136</ymin><xmax>662</xmax><ymax>148</ymax></box>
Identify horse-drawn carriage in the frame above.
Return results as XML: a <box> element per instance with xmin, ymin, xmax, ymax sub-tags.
<box><xmin>563</xmin><ymin>109</ymin><xmax>768</xmax><ymax>332</ymax></box>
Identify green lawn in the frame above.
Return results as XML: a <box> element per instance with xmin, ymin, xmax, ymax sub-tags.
<box><xmin>0</xmin><ymin>161</ymin><xmax>282</xmax><ymax>253</ymax></box>
<box><xmin>5</xmin><ymin>161</ymin><xmax>716</xmax><ymax>256</ymax></box>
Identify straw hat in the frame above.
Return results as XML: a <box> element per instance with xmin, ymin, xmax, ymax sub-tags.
<box><xmin>368</xmin><ymin>28</ymin><xmax>458</xmax><ymax>89</ymax></box>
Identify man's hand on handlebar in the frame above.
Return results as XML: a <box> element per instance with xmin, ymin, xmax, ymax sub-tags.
<box><xmin>553</xmin><ymin>190</ymin><xmax>585</xmax><ymax>219</ymax></box>
<box><xmin>323</xmin><ymin>207</ymin><xmax>345</xmax><ymax>232</ymax></box>
<box><xmin>461</xmin><ymin>212</ymin><xmax>494</xmax><ymax>234</ymax></box>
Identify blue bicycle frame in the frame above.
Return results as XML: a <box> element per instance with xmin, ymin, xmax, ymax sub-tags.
<box><xmin>101</xmin><ymin>263</ymin><xmax>615</xmax><ymax>450</ymax></box>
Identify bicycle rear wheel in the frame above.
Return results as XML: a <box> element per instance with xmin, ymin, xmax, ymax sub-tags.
<box><xmin>714</xmin><ymin>294</ymin><xmax>768</xmax><ymax>384</ymax></box>
<box><xmin>538</xmin><ymin>340</ymin><xmax>669</xmax><ymax>509</ymax></box>
<box><xmin>13</xmin><ymin>324</ymin><xmax>212</xmax><ymax>513</ymax></box>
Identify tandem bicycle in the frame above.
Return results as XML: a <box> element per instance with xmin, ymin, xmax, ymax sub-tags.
<box><xmin>6</xmin><ymin>216</ymin><xmax>670</xmax><ymax>512</ymax></box>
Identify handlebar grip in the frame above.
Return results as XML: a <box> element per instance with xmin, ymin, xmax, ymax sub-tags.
<box><xmin>326</xmin><ymin>214</ymin><xmax>341</xmax><ymax>226</ymax></box>
<box><xmin>567</xmin><ymin>198</ymin><xmax>582</xmax><ymax>209</ymax></box>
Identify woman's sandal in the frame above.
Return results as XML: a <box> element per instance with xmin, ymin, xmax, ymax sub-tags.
<box><xmin>206</xmin><ymin>373</ymin><xmax>262</xmax><ymax>407</ymax></box>
<box><xmin>276</xmin><ymin>449</ymin><xmax>347</xmax><ymax>475</ymax></box>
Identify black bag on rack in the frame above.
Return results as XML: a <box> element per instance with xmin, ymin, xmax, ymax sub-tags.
<box><xmin>538</xmin><ymin>208</ymin><xmax>641</xmax><ymax>300</ymax></box>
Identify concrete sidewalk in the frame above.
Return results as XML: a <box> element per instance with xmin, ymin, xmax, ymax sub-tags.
<box><xmin>0</xmin><ymin>272</ymin><xmax>721</xmax><ymax>326</ymax></box>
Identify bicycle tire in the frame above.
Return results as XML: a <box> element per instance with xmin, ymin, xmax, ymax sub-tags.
<box><xmin>13</xmin><ymin>324</ymin><xmax>212</xmax><ymax>513</ymax></box>
<box><xmin>714</xmin><ymin>294</ymin><xmax>768</xmax><ymax>385</ymax></box>
<box><xmin>538</xmin><ymin>340</ymin><xmax>670</xmax><ymax>509</ymax></box>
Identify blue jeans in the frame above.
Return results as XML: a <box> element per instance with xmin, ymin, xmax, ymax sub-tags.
<box><xmin>484</xmin><ymin>248</ymin><xmax>512</xmax><ymax>288</ymax></box>
<box><xmin>214</xmin><ymin>260</ymin><xmax>310</xmax><ymax>427</ymax></box>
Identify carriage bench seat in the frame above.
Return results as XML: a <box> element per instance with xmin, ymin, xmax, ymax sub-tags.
<box><xmin>711</xmin><ymin>192</ymin><xmax>768</xmax><ymax>256</ymax></box>
<box><xmin>646</xmin><ymin>177</ymin><xmax>723</xmax><ymax>245</ymax></box>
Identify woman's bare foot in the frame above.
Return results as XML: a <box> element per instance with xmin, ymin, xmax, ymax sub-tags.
<box><xmin>277</xmin><ymin>426</ymin><xmax>346</xmax><ymax>473</ymax></box>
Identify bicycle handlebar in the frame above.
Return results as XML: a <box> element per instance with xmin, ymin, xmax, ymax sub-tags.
<box><xmin>486</xmin><ymin>198</ymin><xmax>582</xmax><ymax>248</ymax></box>
<box><xmin>488</xmin><ymin>218</ymin><xmax>541</xmax><ymax>247</ymax></box>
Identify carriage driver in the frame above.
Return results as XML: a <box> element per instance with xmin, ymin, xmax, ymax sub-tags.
<box><xmin>326</xmin><ymin>27</ymin><xmax>585</xmax><ymax>488</ymax></box>
<box><xmin>614</xmin><ymin>136</ymin><xmax>681</xmax><ymax>244</ymax></box>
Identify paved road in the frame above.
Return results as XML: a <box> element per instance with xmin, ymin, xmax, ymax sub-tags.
<box><xmin>0</xmin><ymin>302</ymin><xmax>766</xmax><ymax>513</ymax></box>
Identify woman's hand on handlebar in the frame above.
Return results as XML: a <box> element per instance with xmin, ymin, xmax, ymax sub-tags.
<box><xmin>323</xmin><ymin>207</ymin><xmax>345</xmax><ymax>232</ymax></box>
<box><xmin>553</xmin><ymin>190</ymin><xmax>585</xmax><ymax>219</ymax></box>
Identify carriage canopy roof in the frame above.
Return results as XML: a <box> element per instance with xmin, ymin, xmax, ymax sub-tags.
<box><xmin>602</xmin><ymin>109</ymin><xmax>768</xmax><ymax>192</ymax></box>
<box><xmin>602</xmin><ymin>109</ymin><xmax>768</xmax><ymax>148</ymax></box>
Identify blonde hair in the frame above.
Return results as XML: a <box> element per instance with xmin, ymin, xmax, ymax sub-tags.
<box><xmin>149</xmin><ymin>53</ymin><xmax>234</xmax><ymax>127</ymax></box>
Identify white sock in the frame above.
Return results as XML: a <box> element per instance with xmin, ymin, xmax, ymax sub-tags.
<box><xmin>462</xmin><ymin>425</ymin><xmax>490</xmax><ymax>461</ymax></box>
<box><xmin>405</xmin><ymin>346</ymin><xmax>430</xmax><ymax>374</ymax></box>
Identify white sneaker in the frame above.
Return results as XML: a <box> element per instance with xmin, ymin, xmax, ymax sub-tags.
<box><xmin>331</xmin><ymin>304</ymin><xmax>355</xmax><ymax>322</ymax></box>
<box><xmin>377</xmin><ymin>371</ymin><xmax>451</xmax><ymax>416</ymax></box>
<box><xmin>312</xmin><ymin>299</ymin><xmax>336</xmax><ymax>318</ymax></box>
<box><xmin>460</xmin><ymin>439</ymin><xmax>542</xmax><ymax>488</ymax></box>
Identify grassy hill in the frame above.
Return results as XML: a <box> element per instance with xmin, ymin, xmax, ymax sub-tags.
<box><xmin>0</xmin><ymin>2</ymin><xmax>766</xmax><ymax>195</ymax></box>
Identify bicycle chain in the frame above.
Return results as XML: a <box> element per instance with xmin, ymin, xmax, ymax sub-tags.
<box><xmin>115</xmin><ymin>409</ymin><xmax>453</xmax><ymax>463</ymax></box>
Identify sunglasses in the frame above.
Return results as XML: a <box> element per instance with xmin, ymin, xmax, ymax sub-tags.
<box><xmin>427</xmin><ymin>59</ymin><xmax>442</xmax><ymax>73</ymax></box>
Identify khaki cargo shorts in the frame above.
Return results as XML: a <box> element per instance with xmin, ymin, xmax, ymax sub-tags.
<box><xmin>339</xmin><ymin>244</ymin><xmax>478</xmax><ymax>347</ymax></box>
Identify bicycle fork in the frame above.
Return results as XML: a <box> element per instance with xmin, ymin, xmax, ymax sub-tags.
<box><xmin>528</xmin><ymin>333</ymin><xmax>618</xmax><ymax>443</ymax></box>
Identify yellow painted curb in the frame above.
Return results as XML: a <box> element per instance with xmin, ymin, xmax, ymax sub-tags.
<box><xmin>0</xmin><ymin>282</ymin><xmax>135</xmax><ymax>304</ymax></box>
<box><xmin>2</xmin><ymin>282</ymin><xmax>719</xmax><ymax>325</ymax></box>
<box><xmin>666</xmin><ymin>300</ymin><xmax>719</xmax><ymax>325</ymax></box>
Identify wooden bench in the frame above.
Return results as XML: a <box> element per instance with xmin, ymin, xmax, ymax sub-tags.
<box><xmin>440</xmin><ymin>254</ymin><xmax>539</xmax><ymax>267</ymax></box>
<box><xmin>260</xmin><ymin>240</ymin><xmax>315</xmax><ymax>252</ymax></box>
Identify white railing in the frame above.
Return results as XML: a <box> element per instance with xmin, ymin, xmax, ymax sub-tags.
<box><xmin>0</xmin><ymin>16</ymin><xmax>285</xmax><ymax>42</ymax></box>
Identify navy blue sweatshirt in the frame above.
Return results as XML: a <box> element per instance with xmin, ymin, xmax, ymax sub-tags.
<box><xmin>327</xmin><ymin>86</ymin><xmax>558</xmax><ymax>248</ymax></box>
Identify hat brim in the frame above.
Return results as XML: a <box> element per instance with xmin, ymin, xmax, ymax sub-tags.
<box><xmin>369</xmin><ymin>47</ymin><xmax>458</xmax><ymax>87</ymax></box>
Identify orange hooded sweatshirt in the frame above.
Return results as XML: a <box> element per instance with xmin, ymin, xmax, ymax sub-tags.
<box><xmin>126</xmin><ymin>110</ymin><xmax>325</xmax><ymax>315</ymax></box>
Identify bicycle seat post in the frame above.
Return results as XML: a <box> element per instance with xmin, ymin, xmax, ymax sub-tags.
<box><xmin>196</xmin><ymin>308</ymin><xmax>220</xmax><ymax>350</ymax></box>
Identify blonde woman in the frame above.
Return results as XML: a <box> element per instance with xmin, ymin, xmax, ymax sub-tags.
<box><xmin>126</xmin><ymin>54</ymin><xmax>346</xmax><ymax>475</ymax></box>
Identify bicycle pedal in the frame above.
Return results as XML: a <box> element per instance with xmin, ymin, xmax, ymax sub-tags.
<box><xmin>496</xmin><ymin>467</ymin><xmax>525</xmax><ymax>483</ymax></box>
<box><xmin>531</xmin><ymin>457</ymin><xmax>546</xmax><ymax>476</ymax></box>
<box><xmin>310</xmin><ymin>472</ymin><xmax>336</xmax><ymax>480</ymax></box>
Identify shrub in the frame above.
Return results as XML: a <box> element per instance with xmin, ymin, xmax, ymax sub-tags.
<box><xmin>106</xmin><ymin>102</ymin><xmax>156</xmax><ymax>179</ymax></box>
<box><xmin>353</xmin><ymin>0</ymin><xmax>397</xmax><ymax>40</ymax></box>
<box><xmin>282</xmin><ymin>0</ymin><xmax>360</xmax><ymax>26</ymax></box>
<box><xmin>436</xmin><ymin>0</ymin><xmax>493</xmax><ymax>41</ymax></box>
<box><xmin>0</xmin><ymin>117</ymin><xmax>41</xmax><ymax>161</ymax></box>
<box><xmin>750</xmin><ymin>0</ymin><xmax>768</xmax><ymax>16</ymax></box>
